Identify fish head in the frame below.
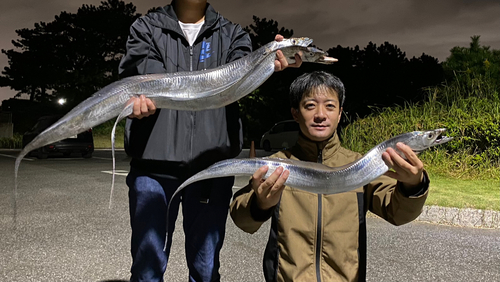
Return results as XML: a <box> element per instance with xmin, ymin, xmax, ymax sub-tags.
<box><xmin>281</xmin><ymin>46</ymin><xmax>338</xmax><ymax>65</ymax></box>
<box><xmin>286</xmin><ymin>37</ymin><xmax>314</xmax><ymax>47</ymax></box>
<box><xmin>268</xmin><ymin>37</ymin><xmax>313</xmax><ymax>52</ymax></box>
<box><xmin>407</xmin><ymin>128</ymin><xmax>453</xmax><ymax>153</ymax></box>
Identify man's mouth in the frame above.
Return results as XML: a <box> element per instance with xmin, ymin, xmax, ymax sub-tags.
<box><xmin>312</xmin><ymin>124</ymin><xmax>329</xmax><ymax>129</ymax></box>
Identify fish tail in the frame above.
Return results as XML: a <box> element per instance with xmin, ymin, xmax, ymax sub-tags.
<box><xmin>163</xmin><ymin>172</ymin><xmax>210</xmax><ymax>251</ymax></box>
<box><xmin>13</xmin><ymin>148</ymin><xmax>30</xmax><ymax>224</ymax></box>
<box><xmin>13</xmin><ymin>155</ymin><xmax>21</xmax><ymax>226</ymax></box>
<box><xmin>108</xmin><ymin>103</ymin><xmax>134</xmax><ymax>209</ymax></box>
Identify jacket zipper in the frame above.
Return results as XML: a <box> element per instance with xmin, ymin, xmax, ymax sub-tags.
<box><xmin>189</xmin><ymin>45</ymin><xmax>194</xmax><ymax>159</ymax></box>
<box><xmin>189</xmin><ymin>45</ymin><xmax>194</xmax><ymax>72</ymax></box>
<box><xmin>315</xmin><ymin>144</ymin><xmax>323</xmax><ymax>282</ymax></box>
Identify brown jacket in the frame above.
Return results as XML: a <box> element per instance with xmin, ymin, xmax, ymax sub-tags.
<box><xmin>230</xmin><ymin>133</ymin><xmax>429</xmax><ymax>282</ymax></box>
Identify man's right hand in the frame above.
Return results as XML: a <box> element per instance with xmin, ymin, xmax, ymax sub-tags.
<box><xmin>128</xmin><ymin>95</ymin><xmax>156</xmax><ymax>119</ymax></box>
<box><xmin>251</xmin><ymin>165</ymin><xmax>289</xmax><ymax>210</ymax></box>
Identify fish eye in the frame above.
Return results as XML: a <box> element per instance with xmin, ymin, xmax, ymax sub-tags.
<box><xmin>428</xmin><ymin>133</ymin><xmax>434</xmax><ymax>139</ymax></box>
<box><xmin>292</xmin><ymin>39</ymin><xmax>296</xmax><ymax>44</ymax></box>
<box><xmin>309</xmin><ymin>52</ymin><xmax>314</xmax><ymax>56</ymax></box>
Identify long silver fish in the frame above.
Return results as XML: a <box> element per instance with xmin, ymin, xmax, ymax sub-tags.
<box><xmin>170</xmin><ymin>128</ymin><xmax>452</xmax><ymax>197</ymax></box>
<box><xmin>14</xmin><ymin>38</ymin><xmax>336</xmax><ymax>187</ymax></box>
<box><xmin>163</xmin><ymin>128</ymin><xmax>452</xmax><ymax>250</ymax></box>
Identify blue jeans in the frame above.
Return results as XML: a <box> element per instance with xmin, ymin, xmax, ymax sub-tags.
<box><xmin>126</xmin><ymin>168</ymin><xmax>234</xmax><ymax>282</ymax></box>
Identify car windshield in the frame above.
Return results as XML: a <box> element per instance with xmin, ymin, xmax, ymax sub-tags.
<box><xmin>32</xmin><ymin>116</ymin><xmax>62</xmax><ymax>131</ymax></box>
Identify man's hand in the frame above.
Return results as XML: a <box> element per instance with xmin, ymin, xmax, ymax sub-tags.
<box><xmin>251</xmin><ymin>165</ymin><xmax>289</xmax><ymax>210</ymax></box>
<box><xmin>274</xmin><ymin>34</ymin><xmax>303</xmax><ymax>72</ymax></box>
<box><xmin>128</xmin><ymin>95</ymin><xmax>156</xmax><ymax>119</ymax></box>
<box><xmin>382</xmin><ymin>142</ymin><xmax>424</xmax><ymax>190</ymax></box>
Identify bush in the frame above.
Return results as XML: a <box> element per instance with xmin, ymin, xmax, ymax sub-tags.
<box><xmin>0</xmin><ymin>133</ymin><xmax>23</xmax><ymax>149</ymax></box>
<box><xmin>340</xmin><ymin>81</ymin><xmax>500</xmax><ymax>180</ymax></box>
<box><xmin>92</xmin><ymin>119</ymin><xmax>126</xmax><ymax>137</ymax></box>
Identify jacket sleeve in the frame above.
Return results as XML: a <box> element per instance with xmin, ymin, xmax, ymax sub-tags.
<box><xmin>225</xmin><ymin>24</ymin><xmax>252</xmax><ymax>63</ymax></box>
<box><xmin>230</xmin><ymin>182</ymin><xmax>274</xmax><ymax>234</ymax></box>
<box><xmin>365</xmin><ymin>170</ymin><xmax>430</xmax><ymax>226</ymax></box>
<box><xmin>119</xmin><ymin>17</ymin><xmax>165</xmax><ymax>78</ymax></box>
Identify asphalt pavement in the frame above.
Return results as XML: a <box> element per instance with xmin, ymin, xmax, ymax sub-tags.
<box><xmin>0</xmin><ymin>149</ymin><xmax>499</xmax><ymax>282</ymax></box>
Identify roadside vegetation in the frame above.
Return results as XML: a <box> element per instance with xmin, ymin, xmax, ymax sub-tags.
<box><xmin>341</xmin><ymin>77</ymin><xmax>500</xmax><ymax>181</ymax></box>
<box><xmin>91</xmin><ymin>119</ymin><xmax>126</xmax><ymax>148</ymax></box>
<box><xmin>0</xmin><ymin>133</ymin><xmax>22</xmax><ymax>148</ymax></box>
<box><xmin>340</xmin><ymin>71</ymin><xmax>499</xmax><ymax>210</ymax></box>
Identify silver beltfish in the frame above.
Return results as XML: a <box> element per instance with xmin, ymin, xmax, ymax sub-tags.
<box><xmin>14</xmin><ymin>37</ymin><xmax>336</xmax><ymax>188</ymax></box>
<box><xmin>171</xmin><ymin>128</ymin><xmax>452</xmax><ymax>197</ymax></box>
<box><xmin>163</xmin><ymin>128</ymin><xmax>452</xmax><ymax>249</ymax></box>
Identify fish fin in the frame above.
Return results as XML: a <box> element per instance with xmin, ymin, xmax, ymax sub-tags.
<box><xmin>108</xmin><ymin>103</ymin><xmax>134</xmax><ymax>209</ymax></box>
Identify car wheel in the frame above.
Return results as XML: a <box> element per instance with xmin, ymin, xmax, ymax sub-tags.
<box><xmin>82</xmin><ymin>152</ymin><xmax>92</xmax><ymax>158</ymax></box>
<box><xmin>263</xmin><ymin>140</ymin><xmax>271</xmax><ymax>152</ymax></box>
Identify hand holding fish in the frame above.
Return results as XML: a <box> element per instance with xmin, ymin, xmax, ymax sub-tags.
<box><xmin>274</xmin><ymin>34</ymin><xmax>303</xmax><ymax>71</ymax></box>
<box><xmin>252</xmin><ymin>165</ymin><xmax>290</xmax><ymax>210</ymax></box>
<box><xmin>382</xmin><ymin>142</ymin><xmax>424</xmax><ymax>190</ymax></box>
<box><xmin>127</xmin><ymin>95</ymin><xmax>156</xmax><ymax>119</ymax></box>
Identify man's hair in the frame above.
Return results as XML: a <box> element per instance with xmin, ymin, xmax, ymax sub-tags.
<box><xmin>289</xmin><ymin>71</ymin><xmax>345</xmax><ymax>109</ymax></box>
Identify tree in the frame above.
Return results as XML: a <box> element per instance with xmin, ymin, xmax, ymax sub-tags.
<box><xmin>239</xmin><ymin>16</ymin><xmax>299</xmax><ymax>146</ymax></box>
<box><xmin>327</xmin><ymin>42</ymin><xmax>443</xmax><ymax>120</ymax></box>
<box><xmin>442</xmin><ymin>35</ymin><xmax>500</xmax><ymax>98</ymax></box>
<box><xmin>243</xmin><ymin>16</ymin><xmax>294</xmax><ymax>51</ymax></box>
<box><xmin>0</xmin><ymin>0</ymin><xmax>139</xmax><ymax>107</ymax></box>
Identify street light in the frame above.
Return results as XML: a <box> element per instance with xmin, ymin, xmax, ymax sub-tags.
<box><xmin>57</xmin><ymin>98</ymin><xmax>66</xmax><ymax>105</ymax></box>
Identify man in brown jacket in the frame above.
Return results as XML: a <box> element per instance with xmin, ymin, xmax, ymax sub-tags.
<box><xmin>230</xmin><ymin>71</ymin><xmax>429</xmax><ymax>282</ymax></box>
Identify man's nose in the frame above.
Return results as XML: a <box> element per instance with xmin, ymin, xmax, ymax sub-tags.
<box><xmin>314</xmin><ymin>106</ymin><xmax>327</xmax><ymax>121</ymax></box>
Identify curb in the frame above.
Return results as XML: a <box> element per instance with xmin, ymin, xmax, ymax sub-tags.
<box><xmin>416</xmin><ymin>205</ymin><xmax>500</xmax><ymax>229</ymax></box>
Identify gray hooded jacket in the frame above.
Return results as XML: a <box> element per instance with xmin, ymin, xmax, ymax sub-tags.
<box><xmin>118</xmin><ymin>2</ymin><xmax>252</xmax><ymax>179</ymax></box>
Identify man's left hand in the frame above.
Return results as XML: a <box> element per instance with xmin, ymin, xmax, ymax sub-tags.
<box><xmin>274</xmin><ymin>34</ymin><xmax>302</xmax><ymax>72</ymax></box>
<box><xmin>382</xmin><ymin>142</ymin><xmax>424</xmax><ymax>190</ymax></box>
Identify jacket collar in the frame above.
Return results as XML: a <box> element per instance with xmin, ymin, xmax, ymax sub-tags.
<box><xmin>289</xmin><ymin>131</ymin><xmax>342</xmax><ymax>163</ymax></box>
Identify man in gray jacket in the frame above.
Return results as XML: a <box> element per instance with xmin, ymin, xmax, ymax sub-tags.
<box><xmin>119</xmin><ymin>0</ymin><xmax>301</xmax><ymax>281</ymax></box>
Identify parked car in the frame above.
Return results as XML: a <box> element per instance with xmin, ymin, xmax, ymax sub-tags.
<box><xmin>22</xmin><ymin>115</ymin><xmax>94</xmax><ymax>159</ymax></box>
<box><xmin>260</xmin><ymin>120</ymin><xmax>300</xmax><ymax>151</ymax></box>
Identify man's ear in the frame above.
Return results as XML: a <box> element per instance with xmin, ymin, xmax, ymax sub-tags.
<box><xmin>339</xmin><ymin>107</ymin><xmax>343</xmax><ymax>120</ymax></box>
<box><xmin>291</xmin><ymin>108</ymin><xmax>299</xmax><ymax>122</ymax></box>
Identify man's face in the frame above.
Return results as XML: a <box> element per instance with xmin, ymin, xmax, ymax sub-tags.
<box><xmin>291</xmin><ymin>87</ymin><xmax>342</xmax><ymax>142</ymax></box>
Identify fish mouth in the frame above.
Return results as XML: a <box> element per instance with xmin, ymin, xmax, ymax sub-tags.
<box><xmin>319</xmin><ymin>56</ymin><xmax>338</xmax><ymax>64</ymax></box>
<box><xmin>412</xmin><ymin>128</ymin><xmax>453</xmax><ymax>154</ymax></box>
<box><xmin>432</xmin><ymin>128</ymin><xmax>453</xmax><ymax>145</ymax></box>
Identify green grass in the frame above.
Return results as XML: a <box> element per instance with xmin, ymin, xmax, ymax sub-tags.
<box><xmin>339</xmin><ymin>79</ymin><xmax>500</xmax><ymax>211</ymax></box>
<box><xmin>93</xmin><ymin>132</ymin><xmax>124</xmax><ymax>149</ymax></box>
<box><xmin>0</xmin><ymin>133</ymin><xmax>22</xmax><ymax>148</ymax></box>
<box><xmin>92</xmin><ymin>119</ymin><xmax>125</xmax><ymax>149</ymax></box>
<box><xmin>341</xmin><ymin>87</ymin><xmax>500</xmax><ymax>180</ymax></box>
<box><xmin>426</xmin><ymin>173</ymin><xmax>500</xmax><ymax>211</ymax></box>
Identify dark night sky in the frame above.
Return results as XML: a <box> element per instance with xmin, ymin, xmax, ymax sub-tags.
<box><xmin>1</xmin><ymin>0</ymin><xmax>499</xmax><ymax>104</ymax></box>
